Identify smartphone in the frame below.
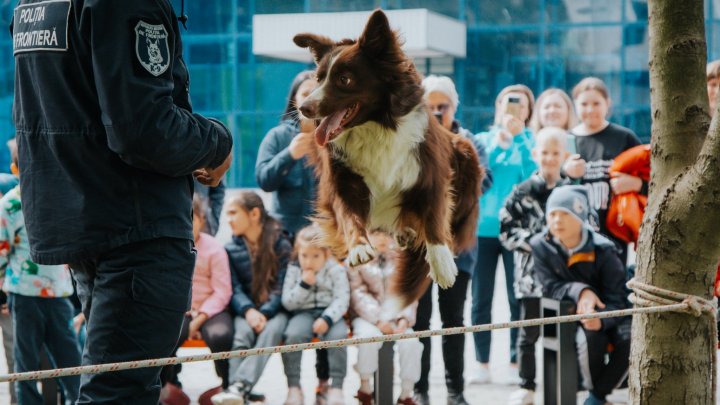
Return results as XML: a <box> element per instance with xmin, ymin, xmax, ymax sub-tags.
<box><xmin>505</xmin><ymin>96</ymin><xmax>522</xmax><ymax>120</ymax></box>
<box><xmin>566</xmin><ymin>133</ymin><xmax>577</xmax><ymax>155</ymax></box>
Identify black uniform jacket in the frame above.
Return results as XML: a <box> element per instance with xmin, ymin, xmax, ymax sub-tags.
<box><xmin>11</xmin><ymin>0</ymin><xmax>233</xmax><ymax>264</ymax></box>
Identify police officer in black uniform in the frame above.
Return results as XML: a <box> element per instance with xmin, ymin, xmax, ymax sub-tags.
<box><xmin>11</xmin><ymin>0</ymin><xmax>233</xmax><ymax>403</ymax></box>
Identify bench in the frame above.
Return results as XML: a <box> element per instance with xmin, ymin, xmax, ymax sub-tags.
<box><xmin>180</xmin><ymin>337</ymin><xmax>396</xmax><ymax>404</ymax></box>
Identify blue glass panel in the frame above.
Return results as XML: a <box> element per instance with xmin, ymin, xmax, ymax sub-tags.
<box><xmin>396</xmin><ymin>0</ymin><xmax>459</xmax><ymax>18</ymax></box>
<box><xmin>256</xmin><ymin>0</ymin><xmax>305</xmax><ymax>14</ymax></box>
<box><xmin>466</xmin><ymin>0</ymin><xmax>541</xmax><ymax>26</ymax></box>
<box><xmin>546</xmin><ymin>0</ymin><xmax>626</xmax><ymax>23</ymax></box>
<box><xmin>170</xmin><ymin>0</ymin><xmax>234</xmax><ymax>34</ymax></box>
<box><xmin>308</xmin><ymin>0</ymin><xmax>380</xmax><ymax>12</ymax></box>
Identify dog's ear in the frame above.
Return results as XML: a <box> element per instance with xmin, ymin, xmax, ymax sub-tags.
<box><xmin>294</xmin><ymin>34</ymin><xmax>335</xmax><ymax>65</ymax></box>
<box><xmin>358</xmin><ymin>9</ymin><xmax>396</xmax><ymax>59</ymax></box>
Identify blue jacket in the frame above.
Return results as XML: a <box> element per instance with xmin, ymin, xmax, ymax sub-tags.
<box><xmin>531</xmin><ymin>227</ymin><xmax>627</xmax><ymax>331</ymax></box>
<box><xmin>452</xmin><ymin>122</ymin><xmax>491</xmax><ymax>275</ymax></box>
<box><xmin>11</xmin><ymin>0</ymin><xmax>233</xmax><ymax>264</ymax></box>
<box><xmin>226</xmin><ymin>233</ymin><xmax>292</xmax><ymax>318</ymax></box>
<box><xmin>255</xmin><ymin>119</ymin><xmax>317</xmax><ymax>235</ymax></box>
<box><xmin>474</xmin><ymin>127</ymin><xmax>536</xmax><ymax>237</ymax></box>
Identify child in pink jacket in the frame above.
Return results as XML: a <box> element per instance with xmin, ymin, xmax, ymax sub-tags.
<box><xmin>348</xmin><ymin>231</ymin><xmax>423</xmax><ymax>405</ymax></box>
<box><xmin>161</xmin><ymin>195</ymin><xmax>233</xmax><ymax>398</ymax></box>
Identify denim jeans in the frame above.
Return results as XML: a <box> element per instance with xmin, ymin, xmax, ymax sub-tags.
<box><xmin>10</xmin><ymin>293</ymin><xmax>81</xmax><ymax>405</ymax></box>
<box><xmin>471</xmin><ymin>236</ymin><xmax>519</xmax><ymax>364</ymax></box>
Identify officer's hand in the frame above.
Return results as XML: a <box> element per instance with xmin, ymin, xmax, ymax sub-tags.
<box><xmin>194</xmin><ymin>150</ymin><xmax>233</xmax><ymax>187</ymax></box>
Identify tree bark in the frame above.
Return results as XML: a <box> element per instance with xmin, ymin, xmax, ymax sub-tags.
<box><xmin>631</xmin><ymin>0</ymin><xmax>720</xmax><ymax>403</ymax></box>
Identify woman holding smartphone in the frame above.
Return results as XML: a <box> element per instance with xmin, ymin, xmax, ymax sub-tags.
<box><xmin>470</xmin><ymin>85</ymin><xmax>536</xmax><ymax>385</ymax></box>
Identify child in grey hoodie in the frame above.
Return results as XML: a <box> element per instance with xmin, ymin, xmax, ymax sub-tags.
<box><xmin>281</xmin><ymin>224</ymin><xmax>350</xmax><ymax>405</ymax></box>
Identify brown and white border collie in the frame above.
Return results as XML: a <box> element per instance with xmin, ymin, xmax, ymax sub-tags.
<box><xmin>294</xmin><ymin>9</ymin><xmax>483</xmax><ymax>306</ymax></box>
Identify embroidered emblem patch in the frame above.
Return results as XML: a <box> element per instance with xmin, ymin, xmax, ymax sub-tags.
<box><xmin>135</xmin><ymin>21</ymin><xmax>170</xmax><ymax>77</ymax></box>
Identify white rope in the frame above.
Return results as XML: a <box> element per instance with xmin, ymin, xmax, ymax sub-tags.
<box><xmin>0</xmin><ymin>302</ymin><xmax>689</xmax><ymax>383</ymax></box>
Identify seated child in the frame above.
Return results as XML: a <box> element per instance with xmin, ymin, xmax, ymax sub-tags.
<box><xmin>161</xmin><ymin>195</ymin><xmax>233</xmax><ymax>401</ymax></box>
<box><xmin>211</xmin><ymin>191</ymin><xmax>292</xmax><ymax>404</ymax></box>
<box><xmin>500</xmin><ymin>127</ymin><xmax>572</xmax><ymax>405</ymax></box>
<box><xmin>2</xmin><ymin>139</ymin><xmax>81</xmax><ymax>403</ymax></box>
<box><xmin>531</xmin><ymin>185</ymin><xmax>630</xmax><ymax>405</ymax></box>
<box><xmin>281</xmin><ymin>225</ymin><xmax>350</xmax><ymax>405</ymax></box>
<box><xmin>348</xmin><ymin>231</ymin><xmax>423</xmax><ymax>405</ymax></box>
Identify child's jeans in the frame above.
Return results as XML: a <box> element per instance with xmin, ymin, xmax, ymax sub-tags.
<box><xmin>576</xmin><ymin>318</ymin><xmax>631</xmax><ymax>399</ymax></box>
<box><xmin>9</xmin><ymin>293</ymin><xmax>81</xmax><ymax>405</ymax></box>
<box><xmin>228</xmin><ymin>312</ymin><xmax>288</xmax><ymax>388</ymax></box>
<box><xmin>351</xmin><ymin>317</ymin><xmax>422</xmax><ymax>383</ymax></box>
<box><xmin>282</xmin><ymin>309</ymin><xmax>347</xmax><ymax>388</ymax></box>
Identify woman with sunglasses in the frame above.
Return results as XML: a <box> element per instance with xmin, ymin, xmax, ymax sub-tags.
<box><xmin>414</xmin><ymin>75</ymin><xmax>492</xmax><ymax>405</ymax></box>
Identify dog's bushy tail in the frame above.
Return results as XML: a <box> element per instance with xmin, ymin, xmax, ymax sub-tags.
<box><xmin>390</xmin><ymin>244</ymin><xmax>432</xmax><ymax>308</ymax></box>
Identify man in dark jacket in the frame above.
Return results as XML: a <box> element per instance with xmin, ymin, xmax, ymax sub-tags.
<box><xmin>11</xmin><ymin>1</ymin><xmax>233</xmax><ymax>403</ymax></box>
<box><xmin>531</xmin><ymin>186</ymin><xmax>630</xmax><ymax>405</ymax></box>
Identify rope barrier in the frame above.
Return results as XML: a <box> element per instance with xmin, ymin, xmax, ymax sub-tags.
<box><xmin>626</xmin><ymin>278</ymin><xmax>718</xmax><ymax>395</ymax></box>
<box><xmin>0</xmin><ymin>278</ymin><xmax>715</xmax><ymax>385</ymax></box>
<box><xmin>0</xmin><ymin>300</ymin><xmax>698</xmax><ymax>384</ymax></box>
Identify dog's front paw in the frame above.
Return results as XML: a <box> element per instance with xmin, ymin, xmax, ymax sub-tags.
<box><xmin>348</xmin><ymin>243</ymin><xmax>377</xmax><ymax>267</ymax></box>
<box><xmin>394</xmin><ymin>227</ymin><xmax>417</xmax><ymax>250</ymax></box>
<box><xmin>425</xmin><ymin>244</ymin><xmax>458</xmax><ymax>289</ymax></box>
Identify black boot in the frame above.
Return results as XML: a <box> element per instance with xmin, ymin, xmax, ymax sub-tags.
<box><xmin>414</xmin><ymin>390</ymin><xmax>430</xmax><ymax>405</ymax></box>
<box><xmin>446</xmin><ymin>389</ymin><xmax>469</xmax><ymax>405</ymax></box>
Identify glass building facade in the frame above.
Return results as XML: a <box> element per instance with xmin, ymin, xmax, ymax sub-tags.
<box><xmin>1</xmin><ymin>0</ymin><xmax>719</xmax><ymax>187</ymax></box>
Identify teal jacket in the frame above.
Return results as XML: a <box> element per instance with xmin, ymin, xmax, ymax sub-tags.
<box><xmin>474</xmin><ymin>127</ymin><xmax>536</xmax><ymax>237</ymax></box>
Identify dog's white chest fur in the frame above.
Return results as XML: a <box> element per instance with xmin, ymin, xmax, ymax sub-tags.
<box><xmin>332</xmin><ymin>108</ymin><xmax>427</xmax><ymax>231</ymax></box>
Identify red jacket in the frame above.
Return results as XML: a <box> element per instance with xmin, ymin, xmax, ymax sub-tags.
<box><xmin>607</xmin><ymin>144</ymin><xmax>651</xmax><ymax>244</ymax></box>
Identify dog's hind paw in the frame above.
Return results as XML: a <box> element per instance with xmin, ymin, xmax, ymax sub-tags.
<box><xmin>425</xmin><ymin>244</ymin><xmax>458</xmax><ymax>289</ymax></box>
<box><xmin>348</xmin><ymin>243</ymin><xmax>377</xmax><ymax>267</ymax></box>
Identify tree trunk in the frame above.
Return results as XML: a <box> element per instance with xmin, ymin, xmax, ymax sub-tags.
<box><xmin>631</xmin><ymin>0</ymin><xmax>720</xmax><ymax>403</ymax></box>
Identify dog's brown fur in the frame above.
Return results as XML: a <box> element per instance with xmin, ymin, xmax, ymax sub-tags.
<box><xmin>295</xmin><ymin>10</ymin><xmax>483</xmax><ymax>306</ymax></box>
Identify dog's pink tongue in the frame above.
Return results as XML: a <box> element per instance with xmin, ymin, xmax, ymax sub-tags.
<box><xmin>315</xmin><ymin>109</ymin><xmax>347</xmax><ymax>146</ymax></box>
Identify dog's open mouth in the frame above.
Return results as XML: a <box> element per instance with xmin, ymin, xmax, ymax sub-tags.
<box><xmin>315</xmin><ymin>103</ymin><xmax>360</xmax><ymax>146</ymax></box>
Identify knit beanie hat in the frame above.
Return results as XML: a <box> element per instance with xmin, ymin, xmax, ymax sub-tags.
<box><xmin>545</xmin><ymin>185</ymin><xmax>590</xmax><ymax>225</ymax></box>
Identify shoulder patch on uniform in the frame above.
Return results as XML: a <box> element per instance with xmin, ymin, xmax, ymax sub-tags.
<box><xmin>12</xmin><ymin>0</ymin><xmax>71</xmax><ymax>55</ymax></box>
<box><xmin>135</xmin><ymin>21</ymin><xmax>170</xmax><ymax>77</ymax></box>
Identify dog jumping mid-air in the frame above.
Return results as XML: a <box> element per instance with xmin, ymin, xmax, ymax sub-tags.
<box><xmin>294</xmin><ymin>9</ymin><xmax>483</xmax><ymax>305</ymax></box>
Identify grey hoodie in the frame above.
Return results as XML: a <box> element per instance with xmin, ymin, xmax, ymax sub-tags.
<box><xmin>282</xmin><ymin>258</ymin><xmax>350</xmax><ymax>326</ymax></box>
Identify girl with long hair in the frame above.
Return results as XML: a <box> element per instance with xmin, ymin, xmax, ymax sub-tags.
<box><xmin>211</xmin><ymin>191</ymin><xmax>293</xmax><ymax>404</ymax></box>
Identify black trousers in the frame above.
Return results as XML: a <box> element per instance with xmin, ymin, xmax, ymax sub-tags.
<box><xmin>517</xmin><ymin>298</ymin><xmax>541</xmax><ymax>390</ymax></box>
<box><xmin>70</xmin><ymin>238</ymin><xmax>195</xmax><ymax>404</ymax></box>
<box><xmin>580</xmin><ymin>319</ymin><xmax>631</xmax><ymax>399</ymax></box>
<box><xmin>414</xmin><ymin>271</ymin><xmax>470</xmax><ymax>394</ymax></box>
<box><xmin>161</xmin><ymin>311</ymin><xmax>234</xmax><ymax>388</ymax></box>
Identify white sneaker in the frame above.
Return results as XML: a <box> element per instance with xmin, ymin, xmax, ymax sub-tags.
<box><xmin>285</xmin><ymin>386</ymin><xmax>305</xmax><ymax>405</ymax></box>
<box><xmin>504</xmin><ymin>366</ymin><xmax>522</xmax><ymax>385</ymax></box>
<box><xmin>469</xmin><ymin>366</ymin><xmax>491</xmax><ymax>384</ymax></box>
<box><xmin>211</xmin><ymin>382</ymin><xmax>248</xmax><ymax>405</ymax></box>
<box><xmin>507</xmin><ymin>388</ymin><xmax>534</xmax><ymax>405</ymax></box>
<box><xmin>210</xmin><ymin>391</ymin><xmax>244</xmax><ymax>405</ymax></box>
<box><xmin>326</xmin><ymin>387</ymin><xmax>345</xmax><ymax>405</ymax></box>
